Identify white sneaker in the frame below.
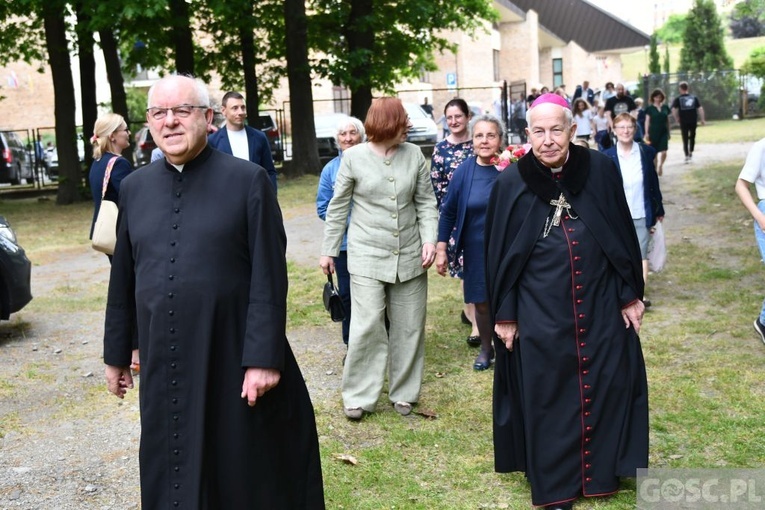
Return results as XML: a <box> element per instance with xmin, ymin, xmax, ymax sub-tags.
<box><xmin>754</xmin><ymin>319</ymin><xmax>765</xmax><ymax>346</ymax></box>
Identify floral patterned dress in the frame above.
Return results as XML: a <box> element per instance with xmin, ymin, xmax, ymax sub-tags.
<box><xmin>430</xmin><ymin>138</ymin><xmax>474</xmax><ymax>277</ymax></box>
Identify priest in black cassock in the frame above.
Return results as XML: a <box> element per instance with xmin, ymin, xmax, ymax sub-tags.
<box><xmin>485</xmin><ymin>93</ymin><xmax>648</xmax><ymax>510</ymax></box>
<box><xmin>103</xmin><ymin>75</ymin><xmax>325</xmax><ymax>509</ymax></box>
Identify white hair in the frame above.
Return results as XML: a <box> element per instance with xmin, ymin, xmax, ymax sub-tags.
<box><xmin>147</xmin><ymin>75</ymin><xmax>210</xmax><ymax>108</ymax></box>
<box><xmin>469</xmin><ymin>114</ymin><xmax>505</xmax><ymax>138</ymax></box>
<box><xmin>526</xmin><ymin>103</ymin><xmax>574</xmax><ymax>127</ymax></box>
<box><xmin>335</xmin><ymin>116</ymin><xmax>366</xmax><ymax>144</ymax></box>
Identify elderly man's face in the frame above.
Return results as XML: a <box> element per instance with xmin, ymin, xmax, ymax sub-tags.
<box><xmin>525</xmin><ymin>103</ymin><xmax>575</xmax><ymax>168</ymax></box>
<box><xmin>147</xmin><ymin>77</ymin><xmax>212</xmax><ymax>165</ymax></box>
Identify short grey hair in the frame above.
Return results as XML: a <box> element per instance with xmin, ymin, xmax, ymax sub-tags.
<box><xmin>526</xmin><ymin>103</ymin><xmax>574</xmax><ymax>126</ymax></box>
<box><xmin>335</xmin><ymin>116</ymin><xmax>366</xmax><ymax>144</ymax></box>
<box><xmin>469</xmin><ymin>114</ymin><xmax>505</xmax><ymax>139</ymax></box>
<box><xmin>147</xmin><ymin>74</ymin><xmax>210</xmax><ymax>108</ymax></box>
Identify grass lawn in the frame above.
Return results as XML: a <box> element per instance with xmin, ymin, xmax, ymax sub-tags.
<box><xmin>621</xmin><ymin>36</ymin><xmax>765</xmax><ymax>84</ymax></box>
<box><xmin>2</xmin><ymin>143</ymin><xmax>765</xmax><ymax>508</ymax></box>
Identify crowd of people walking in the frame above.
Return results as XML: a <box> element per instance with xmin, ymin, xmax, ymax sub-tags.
<box><xmin>94</xmin><ymin>76</ymin><xmax>723</xmax><ymax>509</ymax></box>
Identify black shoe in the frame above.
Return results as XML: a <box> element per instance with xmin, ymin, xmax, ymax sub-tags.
<box><xmin>473</xmin><ymin>348</ymin><xmax>494</xmax><ymax>371</ymax></box>
<box><xmin>466</xmin><ymin>335</ymin><xmax>481</xmax><ymax>347</ymax></box>
<box><xmin>643</xmin><ymin>298</ymin><xmax>652</xmax><ymax>308</ymax></box>
<box><xmin>544</xmin><ymin>503</ymin><xmax>573</xmax><ymax>510</ymax></box>
<box><xmin>460</xmin><ymin>310</ymin><xmax>471</xmax><ymax>325</ymax></box>
<box><xmin>754</xmin><ymin>319</ymin><xmax>765</xmax><ymax>346</ymax></box>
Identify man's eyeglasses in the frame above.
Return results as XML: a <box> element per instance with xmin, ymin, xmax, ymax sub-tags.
<box><xmin>146</xmin><ymin>105</ymin><xmax>208</xmax><ymax>121</ymax></box>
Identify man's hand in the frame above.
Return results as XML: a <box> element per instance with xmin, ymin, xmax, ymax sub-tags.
<box><xmin>495</xmin><ymin>322</ymin><xmax>518</xmax><ymax>351</ymax></box>
<box><xmin>621</xmin><ymin>300</ymin><xmax>646</xmax><ymax>333</ymax></box>
<box><xmin>105</xmin><ymin>365</ymin><xmax>134</xmax><ymax>399</ymax></box>
<box><xmin>421</xmin><ymin>242</ymin><xmax>436</xmax><ymax>269</ymax></box>
<box><xmin>241</xmin><ymin>367</ymin><xmax>281</xmax><ymax>407</ymax></box>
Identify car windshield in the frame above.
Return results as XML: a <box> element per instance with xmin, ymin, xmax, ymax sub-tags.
<box><xmin>404</xmin><ymin>104</ymin><xmax>429</xmax><ymax>119</ymax></box>
<box><xmin>251</xmin><ymin>115</ymin><xmax>275</xmax><ymax>130</ymax></box>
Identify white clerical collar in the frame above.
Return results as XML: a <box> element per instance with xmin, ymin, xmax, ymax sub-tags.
<box><xmin>550</xmin><ymin>152</ymin><xmax>570</xmax><ymax>173</ymax></box>
<box><xmin>171</xmin><ymin>163</ymin><xmax>185</xmax><ymax>172</ymax></box>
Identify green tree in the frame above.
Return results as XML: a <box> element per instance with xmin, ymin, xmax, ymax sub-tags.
<box><xmin>649</xmin><ymin>33</ymin><xmax>661</xmax><ymax>74</ymax></box>
<box><xmin>742</xmin><ymin>46</ymin><xmax>765</xmax><ymax>109</ymax></box>
<box><xmin>41</xmin><ymin>1</ymin><xmax>81</xmax><ymax>204</ymax></box>
<box><xmin>743</xmin><ymin>46</ymin><xmax>765</xmax><ymax>77</ymax></box>
<box><xmin>283</xmin><ymin>0</ymin><xmax>320</xmax><ymax>177</ymax></box>
<box><xmin>663</xmin><ymin>45</ymin><xmax>671</xmax><ymax>74</ymax></box>
<box><xmin>195</xmin><ymin>0</ymin><xmax>286</xmax><ymax>111</ymax></box>
<box><xmin>311</xmin><ymin>0</ymin><xmax>497</xmax><ymax>120</ymax></box>
<box><xmin>729</xmin><ymin>0</ymin><xmax>765</xmax><ymax>39</ymax></box>
<box><xmin>655</xmin><ymin>13</ymin><xmax>687</xmax><ymax>44</ymax></box>
<box><xmin>679</xmin><ymin>0</ymin><xmax>733</xmax><ymax>72</ymax></box>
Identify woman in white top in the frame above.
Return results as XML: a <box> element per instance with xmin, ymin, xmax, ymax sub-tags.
<box><xmin>572</xmin><ymin>98</ymin><xmax>593</xmax><ymax>141</ymax></box>
<box><xmin>592</xmin><ymin>104</ymin><xmax>612</xmax><ymax>151</ymax></box>
<box><xmin>603</xmin><ymin>113</ymin><xmax>665</xmax><ymax>305</ymax></box>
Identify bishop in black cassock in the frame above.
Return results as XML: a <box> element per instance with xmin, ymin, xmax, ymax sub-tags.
<box><xmin>485</xmin><ymin>95</ymin><xmax>648</xmax><ymax>509</ymax></box>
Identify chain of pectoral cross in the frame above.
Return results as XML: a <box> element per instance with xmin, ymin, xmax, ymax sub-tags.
<box><xmin>543</xmin><ymin>192</ymin><xmax>579</xmax><ymax>238</ymax></box>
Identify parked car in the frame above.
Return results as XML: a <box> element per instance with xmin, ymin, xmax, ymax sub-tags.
<box><xmin>133</xmin><ymin>126</ymin><xmax>156</xmax><ymax>168</ymax></box>
<box><xmin>0</xmin><ymin>216</ymin><xmax>32</xmax><ymax>319</ymax></box>
<box><xmin>403</xmin><ymin>103</ymin><xmax>438</xmax><ymax>157</ymax></box>
<box><xmin>250</xmin><ymin>113</ymin><xmax>284</xmax><ymax>163</ymax></box>
<box><xmin>314</xmin><ymin>113</ymin><xmax>350</xmax><ymax>165</ymax></box>
<box><xmin>45</xmin><ymin>139</ymin><xmax>85</xmax><ymax>180</ymax></box>
<box><xmin>0</xmin><ymin>131</ymin><xmax>34</xmax><ymax>185</ymax></box>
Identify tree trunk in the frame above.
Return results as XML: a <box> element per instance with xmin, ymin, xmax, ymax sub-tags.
<box><xmin>43</xmin><ymin>10</ymin><xmax>81</xmax><ymax>205</ymax></box>
<box><xmin>240</xmin><ymin>25</ymin><xmax>259</xmax><ymax>116</ymax></box>
<box><xmin>283</xmin><ymin>0</ymin><xmax>320</xmax><ymax>177</ymax></box>
<box><xmin>347</xmin><ymin>0</ymin><xmax>374</xmax><ymax>120</ymax></box>
<box><xmin>169</xmin><ymin>0</ymin><xmax>195</xmax><ymax>75</ymax></box>
<box><xmin>99</xmin><ymin>28</ymin><xmax>134</xmax><ymax>163</ymax></box>
<box><xmin>75</xmin><ymin>4</ymin><xmax>96</xmax><ymax>172</ymax></box>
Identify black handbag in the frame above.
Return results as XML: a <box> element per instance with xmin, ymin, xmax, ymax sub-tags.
<box><xmin>323</xmin><ymin>274</ymin><xmax>345</xmax><ymax>322</ymax></box>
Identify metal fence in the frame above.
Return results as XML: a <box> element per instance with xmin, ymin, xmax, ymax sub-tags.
<box><xmin>640</xmin><ymin>69</ymin><xmax>763</xmax><ymax>120</ymax></box>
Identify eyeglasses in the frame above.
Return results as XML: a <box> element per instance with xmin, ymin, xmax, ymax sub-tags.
<box><xmin>614</xmin><ymin>125</ymin><xmax>635</xmax><ymax>131</ymax></box>
<box><xmin>146</xmin><ymin>105</ymin><xmax>209</xmax><ymax>121</ymax></box>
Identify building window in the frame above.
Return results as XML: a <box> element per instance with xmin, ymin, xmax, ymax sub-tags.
<box><xmin>419</xmin><ymin>68</ymin><xmax>430</xmax><ymax>83</ymax></box>
<box><xmin>552</xmin><ymin>58</ymin><xmax>563</xmax><ymax>88</ymax></box>
<box><xmin>493</xmin><ymin>50</ymin><xmax>500</xmax><ymax>82</ymax></box>
<box><xmin>332</xmin><ymin>86</ymin><xmax>350</xmax><ymax>114</ymax></box>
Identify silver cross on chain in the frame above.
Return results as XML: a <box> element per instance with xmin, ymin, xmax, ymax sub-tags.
<box><xmin>543</xmin><ymin>192</ymin><xmax>578</xmax><ymax>237</ymax></box>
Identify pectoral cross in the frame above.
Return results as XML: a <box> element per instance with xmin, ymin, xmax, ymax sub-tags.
<box><xmin>543</xmin><ymin>193</ymin><xmax>577</xmax><ymax>237</ymax></box>
<box><xmin>549</xmin><ymin>193</ymin><xmax>571</xmax><ymax>228</ymax></box>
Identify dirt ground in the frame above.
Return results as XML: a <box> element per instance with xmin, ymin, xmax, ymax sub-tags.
<box><xmin>0</xmin><ymin>138</ymin><xmax>756</xmax><ymax>508</ymax></box>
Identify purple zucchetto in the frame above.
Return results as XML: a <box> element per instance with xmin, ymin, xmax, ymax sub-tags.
<box><xmin>530</xmin><ymin>93</ymin><xmax>570</xmax><ymax>109</ymax></box>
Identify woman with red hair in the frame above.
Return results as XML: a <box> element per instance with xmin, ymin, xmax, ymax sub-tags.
<box><xmin>320</xmin><ymin>97</ymin><xmax>439</xmax><ymax>420</ymax></box>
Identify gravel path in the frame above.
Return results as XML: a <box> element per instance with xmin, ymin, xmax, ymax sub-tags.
<box><xmin>0</xmin><ymin>139</ymin><xmax>754</xmax><ymax>508</ymax></box>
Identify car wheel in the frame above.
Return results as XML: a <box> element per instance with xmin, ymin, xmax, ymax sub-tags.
<box><xmin>9</xmin><ymin>165</ymin><xmax>20</xmax><ymax>186</ymax></box>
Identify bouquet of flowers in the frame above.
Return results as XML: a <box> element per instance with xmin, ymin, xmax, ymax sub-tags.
<box><xmin>491</xmin><ymin>143</ymin><xmax>531</xmax><ymax>170</ymax></box>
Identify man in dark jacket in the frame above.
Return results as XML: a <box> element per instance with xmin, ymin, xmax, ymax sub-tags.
<box><xmin>103</xmin><ymin>75</ymin><xmax>324</xmax><ymax>509</ymax></box>
<box><xmin>208</xmin><ymin>91</ymin><xmax>278</xmax><ymax>191</ymax></box>
<box><xmin>485</xmin><ymin>93</ymin><xmax>648</xmax><ymax>510</ymax></box>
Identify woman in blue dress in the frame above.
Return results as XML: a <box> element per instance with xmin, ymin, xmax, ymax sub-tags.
<box><xmin>430</xmin><ymin>98</ymin><xmax>478</xmax><ymax>343</ymax></box>
<box><xmin>435</xmin><ymin>114</ymin><xmax>504</xmax><ymax>370</ymax></box>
